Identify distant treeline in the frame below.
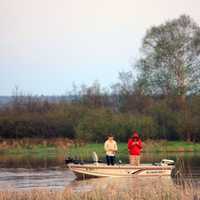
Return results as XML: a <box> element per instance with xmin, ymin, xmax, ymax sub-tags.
<box><xmin>0</xmin><ymin>83</ymin><xmax>200</xmax><ymax>142</ymax></box>
<box><xmin>1</xmin><ymin>15</ymin><xmax>200</xmax><ymax>142</ymax></box>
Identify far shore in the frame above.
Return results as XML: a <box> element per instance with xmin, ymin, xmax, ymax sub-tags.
<box><xmin>0</xmin><ymin>138</ymin><xmax>200</xmax><ymax>157</ymax></box>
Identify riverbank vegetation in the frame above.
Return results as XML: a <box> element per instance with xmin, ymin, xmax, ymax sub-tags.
<box><xmin>1</xmin><ymin>140</ymin><xmax>200</xmax><ymax>157</ymax></box>
<box><xmin>1</xmin><ymin>15</ymin><xmax>200</xmax><ymax>143</ymax></box>
<box><xmin>1</xmin><ymin>86</ymin><xmax>200</xmax><ymax>143</ymax></box>
<box><xmin>67</xmin><ymin>141</ymin><xmax>200</xmax><ymax>158</ymax></box>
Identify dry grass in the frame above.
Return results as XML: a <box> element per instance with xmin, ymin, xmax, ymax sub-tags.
<box><xmin>0</xmin><ymin>138</ymin><xmax>75</xmax><ymax>152</ymax></box>
<box><xmin>0</xmin><ymin>178</ymin><xmax>199</xmax><ymax>200</ymax></box>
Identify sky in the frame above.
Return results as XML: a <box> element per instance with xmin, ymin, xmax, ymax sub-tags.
<box><xmin>1</xmin><ymin>0</ymin><xmax>200</xmax><ymax>96</ymax></box>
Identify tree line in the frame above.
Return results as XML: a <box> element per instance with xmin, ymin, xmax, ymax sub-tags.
<box><xmin>1</xmin><ymin>15</ymin><xmax>200</xmax><ymax>142</ymax></box>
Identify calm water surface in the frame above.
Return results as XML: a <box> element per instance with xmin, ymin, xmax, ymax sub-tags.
<box><xmin>0</xmin><ymin>152</ymin><xmax>200</xmax><ymax>191</ymax></box>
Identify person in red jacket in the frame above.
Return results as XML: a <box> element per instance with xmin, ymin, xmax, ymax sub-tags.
<box><xmin>128</xmin><ymin>131</ymin><xmax>142</xmax><ymax>166</ymax></box>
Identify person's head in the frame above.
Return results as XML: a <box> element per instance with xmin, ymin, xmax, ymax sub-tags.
<box><xmin>107</xmin><ymin>134</ymin><xmax>114</xmax><ymax>141</ymax></box>
<box><xmin>132</xmin><ymin>131</ymin><xmax>139</xmax><ymax>141</ymax></box>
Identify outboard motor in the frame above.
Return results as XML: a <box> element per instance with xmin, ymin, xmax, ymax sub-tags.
<box><xmin>65</xmin><ymin>152</ymin><xmax>100</xmax><ymax>165</ymax></box>
<box><xmin>161</xmin><ymin>159</ymin><xmax>175</xmax><ymax>166</ymax></box>
<box><xmin>65</xmin><ymin>156</ymin><xmax>84</xmax><ymax>165</ymax></box>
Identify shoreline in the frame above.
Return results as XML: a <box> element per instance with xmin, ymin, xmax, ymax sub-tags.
<box><xmin>0</xmin><ymin>139</ymin><xmax>200</xmax><ymax>156</ymax></box>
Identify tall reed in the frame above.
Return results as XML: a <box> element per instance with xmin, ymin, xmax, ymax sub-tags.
<box><xmin>0</xmin><ymin>177</ymin><xmax>199</xmax><ymax>200</ymax></box>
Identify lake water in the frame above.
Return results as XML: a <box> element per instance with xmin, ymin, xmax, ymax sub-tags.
<box><xmin>0</xmin><ymin>152</ymin><xmax>200</xmax><ymax>191</ymax></box>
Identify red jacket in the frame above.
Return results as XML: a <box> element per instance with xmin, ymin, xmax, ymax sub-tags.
<box><xmin>128</xmin><ymin>135</ymin><xmax>142</xmax><ymax>155</ymax></box>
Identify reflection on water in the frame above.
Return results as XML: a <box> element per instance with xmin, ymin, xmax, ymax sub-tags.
<box><xmin>0</xmin><ymin>168</ymin><xmax>76</xmax><ymax>191</ymax></box>
<box><xmin>0</xmin><ymin>152</ymin><xmax>200</xmax><ymax>191</ymax></box>
<box><xmin>0</xmin><ymin>154</ymin><xmax>65</xmax><ymax>168</ymax></box>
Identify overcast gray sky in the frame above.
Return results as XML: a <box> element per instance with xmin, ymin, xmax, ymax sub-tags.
<box><xmin>1</xmin><ymin>0</ymin><xmax>200</xmax><ymax>95</ymax></box>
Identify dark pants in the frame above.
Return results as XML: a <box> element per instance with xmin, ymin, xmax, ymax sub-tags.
<box><xmin>106</xmin><ymin>155</ymin><xmax>115</xmax><ymax>165</ymax></box>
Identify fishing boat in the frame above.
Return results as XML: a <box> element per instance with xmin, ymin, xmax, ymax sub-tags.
<box><xmin>66</xmin><ymin>153</ymin><xmax>175</xmax><ymax>179</ymax></box>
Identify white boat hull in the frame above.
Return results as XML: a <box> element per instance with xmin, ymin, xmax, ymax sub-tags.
<box><xmin>68</xmin><ymin>163</ymin><xmax>174</xmax><ymax>179</ymax></box>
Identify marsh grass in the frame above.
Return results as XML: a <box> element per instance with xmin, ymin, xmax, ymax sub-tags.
<box><xmin>0</xmin><ymin>138</ymin><xmax>74</xmax><ymax>155</ymax></box>
<box><xmin>0</xmin><ymin>177</ymin><xmax>199</xmax><ymax>200</ymax></box>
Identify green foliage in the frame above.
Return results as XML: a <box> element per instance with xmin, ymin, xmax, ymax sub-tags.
<box><xmin>0</xmin><ymin>105</ymin><xmax>78</xmax><ymax>139</ymax></box>
<box><xmin>75</xmin><ymin>109</ymin><xmax>113</xmax><ymax>142</ymax></box>
<box><xmin>75</xmin><ymin>108</ymin><xmax>157</xmax><ymax>142</ymax></box>
<box><xmin>149</xmin><ymin>100</ymin><xmax>179</xmax><ymax>140</ymax></box>
<box><xmin>1</xmin><ymin>96</ymin><xmax>200</xmax><ymax>141</ymax></box>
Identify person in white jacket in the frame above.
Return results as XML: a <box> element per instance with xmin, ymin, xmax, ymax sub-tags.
<box><xmin>104</xmin><ymin>135</ymin><xmax>118</xmax><ymax>165</ymax></box>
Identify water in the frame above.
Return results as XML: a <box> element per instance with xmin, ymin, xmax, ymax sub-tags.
<box><xmin>0</xmin><ymin>152</ymin><xmax>200</xmax><ymax>191</ymax></box>
<box><xmin>0</xmin><ymin>168</ymin><xmax>75</xmax><ymax>191</ymax></box>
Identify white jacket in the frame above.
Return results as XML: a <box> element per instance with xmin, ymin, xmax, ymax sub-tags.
<box><xmin>104</xmin><ymin>140</ymin><xmax>118</xmax><ymax>156</ymax></box>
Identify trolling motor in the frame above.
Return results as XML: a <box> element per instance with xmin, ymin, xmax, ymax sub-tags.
<box><xmin>65</xmin><ymin>152</ymin><xmax>102</xmax><ymax>165</ymax></box>
<box><xmin>65</xmin><ymin>157</ymin><xmax>75</xmax><ymax>164</ymax></box>
<box><xmin>64</xmin><ymin>156</ymin><xmax>86</xmax><ymax>165</ymax></box>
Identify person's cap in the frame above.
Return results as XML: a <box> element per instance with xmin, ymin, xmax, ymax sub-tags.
<box><xmin>132</xmin><ymin>131</ymin><xmax>139</xmax><ymax>138</ymax></box>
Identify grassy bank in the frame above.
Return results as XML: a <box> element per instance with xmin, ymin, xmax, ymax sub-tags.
<box><xmin>67</xmin><ymin>141</ymin><xmax>200</xmax><ymax>159</ymax></box>
<box><xmin>1</xmin><ymin>139</ymin><xmax>200</xmax><ymax>157</ymax></box>
<box><xmin>0</xmin><ymin>178</ymin><xmax>199</xmax><ymax>200</ymax></box>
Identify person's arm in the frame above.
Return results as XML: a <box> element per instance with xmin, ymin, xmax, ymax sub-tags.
<box><xmin>136</xmin><ymin>140</ymin><xmax>142</xmax><ymax>149</ymax></box>
<box><xmin>104</xmin><ymin>141</ymin><xmax>108</xmax><ymax>152</ymax></box>
<box><xmin>128</xmin><ymin>139</ymin><xmax>132</xmax><ymax>151</ymax></box>
<box><xmin>114</xmin><ymin>141</ymin><xmax>118</xmax><ymax>152</ymax></box>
